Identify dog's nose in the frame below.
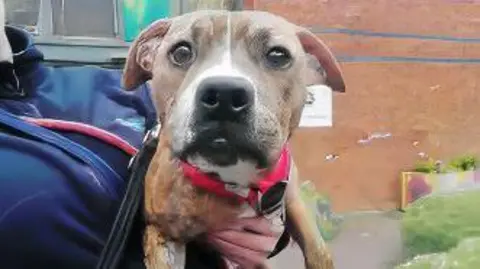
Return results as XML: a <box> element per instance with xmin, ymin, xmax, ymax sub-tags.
<box><xmin>196</xmin><ymin>76</ymin><xmax>254</xmax><ymax>121</ymax></box>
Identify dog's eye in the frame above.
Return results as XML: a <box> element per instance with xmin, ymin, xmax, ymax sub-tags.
<box><xmin>169</xmin><ymin>42</ymin><xmax>195</xmax><ymax>67</ymax></box>
<box><xmin>265</xmin><ymin>46</ymin><xmax>292</xmax><ymax>69</ymax></box>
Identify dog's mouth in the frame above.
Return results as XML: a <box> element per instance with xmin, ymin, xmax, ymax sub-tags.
<box><xmin>178</xmin><ymin>122</ymin><xmax>268</xmax><ymax>168</ymax></box>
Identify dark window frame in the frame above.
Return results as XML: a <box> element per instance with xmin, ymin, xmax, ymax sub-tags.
<box><xmin>5</xmin><ymin>0</ymin><xmax>245</xmax><ymax>67</ymax></box>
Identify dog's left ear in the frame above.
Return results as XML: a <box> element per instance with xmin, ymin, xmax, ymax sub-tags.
<box><xmin>123</xmin><ymin>19</ymin><xmax>172</xmax><ymax>90</ymax></box>
<box><xmin>296</xmin><ymin>28</ymin><xmax>346</xmax><ymax>92</ymax></box>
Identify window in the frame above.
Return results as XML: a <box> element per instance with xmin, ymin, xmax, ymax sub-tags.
<box><xmin>51</xmin><ymin>0</ymin><xmax>116</xmax><ymax>38</ymax></box>
<box><xmin>4</xmin><ymin>0</ymin><xmax>244</xmax><ymax>66</ymax></box>
<box><xmin>5</xmin><ymin>0</ymin><xmax>119</xmax><ymax>38</ymax></box>
<box><xmin>176</xmin><ymin>0</ymin><xmax>243</xmax><ymax>13</ymax></box>
<box><xmin>5</xmin><ymin>0</ymin><xmax>40</xmax><ymax>33</ymax></box>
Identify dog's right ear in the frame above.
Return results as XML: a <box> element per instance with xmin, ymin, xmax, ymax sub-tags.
<box><xmin>296</xmin><ymin>28</ymin><xmax>346</xmax><ymax>93</ymax></box>
<box><xmin>123</xmin><ymin>19</ymin><xmax>172</xmax><ymax>90</ymax></box>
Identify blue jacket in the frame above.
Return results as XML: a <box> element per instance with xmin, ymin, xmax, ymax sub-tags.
<box><xmin>0</xmin><ymin>25</ymin><xmax>159</xmax><ymax>269</ymax></box>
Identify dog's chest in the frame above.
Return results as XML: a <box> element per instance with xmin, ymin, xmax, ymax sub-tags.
<box><xmin>144</xmin><ymin>144</ymin><xmax>289</xmax><ymax>240</ymax></box>
<box><xmin>145</xmin><ymin>162</ymin><xmax>244</xmax><ymax>240</ymax></box>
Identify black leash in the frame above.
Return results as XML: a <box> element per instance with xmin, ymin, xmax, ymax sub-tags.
<box><xmin>0</xmin><ymin>62</ymin><xmax>25</xmax><ymax>99</ymax></box>
<box><xmin>96</xmin><ymin>124</ymin><xmax>160</xmax><ymax>269</ymax></box>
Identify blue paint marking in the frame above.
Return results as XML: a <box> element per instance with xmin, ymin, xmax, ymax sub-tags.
<box><xmin>337</xmin><ymin>55</ymin><xmax>480</xmax><ymax>64</ymax></box>
<box><xmin>304</xmin><ymin>27</ymin><xmax>480</xmax><ymax>63</ymax></box>
<box><xmin>310</xmin><ymin>26</ymin><xmax>480</xmax><ymax>43</ymax></box>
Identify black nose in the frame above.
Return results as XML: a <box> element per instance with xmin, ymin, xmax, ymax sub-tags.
<box><xmin>196</xmin><ymin>76</ymin><xmax>254</xmax><ymax>121</ymax></box>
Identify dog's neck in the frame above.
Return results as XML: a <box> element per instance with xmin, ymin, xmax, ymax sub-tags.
<box><xmin>177</xmin><ymin>146</ymin><xmax>291</xmax><ymax>206</ymax></box>
<box><xmin>184</xmin><ymin>155</ymin><xmax>259</xmax><ymax>187</ymax></box>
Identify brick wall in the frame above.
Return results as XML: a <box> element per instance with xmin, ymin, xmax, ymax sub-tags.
<box><xmin>250</xmin><ymin>0</ymin><xmax>480</xmax><ymax>212</ymax></box>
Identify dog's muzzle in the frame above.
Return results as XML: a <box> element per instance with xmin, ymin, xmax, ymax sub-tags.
<box><xmin>181</xmin><ymin>75</ymin><xmax>264</xmax><ymax>166</ymax></box>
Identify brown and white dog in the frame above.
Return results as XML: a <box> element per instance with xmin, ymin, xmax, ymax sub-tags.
<box><xmin>123</xmin><ymin>10</ymin><xmax>345</xmax><ymax>269</ymax></box>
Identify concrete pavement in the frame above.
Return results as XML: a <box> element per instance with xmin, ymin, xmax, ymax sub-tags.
<box><xmin>268</xmin><ymin>211</ymin><xmax>404</xmax><ymax>269</ymax></box>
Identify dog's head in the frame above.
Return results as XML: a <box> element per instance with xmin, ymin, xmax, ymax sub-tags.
<box><xmin>123</xmin><ymin>10</ymin><xmax>344</xmax><ymax>185</ymax></box>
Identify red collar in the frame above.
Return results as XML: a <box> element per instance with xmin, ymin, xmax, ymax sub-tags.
<box><xmin>179</xmin><ymin>146</ymin><xmax>291</xmax><ymax>209</ymax></box>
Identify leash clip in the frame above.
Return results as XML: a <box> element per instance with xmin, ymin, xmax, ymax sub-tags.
<box><xmin>143</xmin><ymin>123</ymin><xmax>161</xmax><ymax>144</ymax></box>
<box><xmin>128</xmin><ymin>123</ymin><xmax>161</xmax><ymax>171</ymax></box>
<box><xmin>127</xmin><ymin>154</ymin><xmax>137</xmax><ymax>171</ymax></box>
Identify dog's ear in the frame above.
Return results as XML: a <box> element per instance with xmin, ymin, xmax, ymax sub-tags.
<box><xmin>123</xmin><ymin>19</ymin><xmax>172</xmax><ymax>90</ymax></box>
<box><xmin>296</xmin><ymin>28</ymin><xmax>345</xmax><ymax>92</ymax></box>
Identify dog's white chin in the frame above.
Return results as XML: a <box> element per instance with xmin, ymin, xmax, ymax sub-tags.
<box><xmin>186</xmin><ymin>155</ymin><xmax>259</xmax><ymax>187</ymax></box>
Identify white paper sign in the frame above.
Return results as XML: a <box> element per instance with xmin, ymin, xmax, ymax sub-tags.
<box><xmin>299</xmin><ymin>84</ymin><xmax>333</xmax><ymax>127</ymax></box>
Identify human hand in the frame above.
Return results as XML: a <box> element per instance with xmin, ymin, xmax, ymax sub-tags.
<box><xmin>207</xmin><ymin>216</ymin><xmax>284</xmax><ymax>268</ymax></box>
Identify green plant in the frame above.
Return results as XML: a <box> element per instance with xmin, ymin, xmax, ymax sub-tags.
<box><xmin>396</xmin><ymin>237</ymin><xmax>480</xmax><ymax>269</ymax></box>
<box><xmin>413</xmin><ymin>159</ymin><xmax>442</xmax><ymax>174</ymax></box>
<box><xmin>446</xmin><ymin>155</ymin><xmax>478</xmax><ymax>172</ymax></box>
<box><xmin>402</xmin><ymin>190</ymin><xmax>480</xmax><ymax>258</ymax></box>
<box><xmin>299</xmin><ymin>181</ymin><xmax>342</xmax><ymax>241</ymax></box>
<box><xmin>395</xmin><ymin>253</ymin><xmax>446</xmax><ymax>269</ymax></box>
<box><xmin>412</xmin><ymin>155</ymin><xmax>479</xmax><ymax>174</ymax></box>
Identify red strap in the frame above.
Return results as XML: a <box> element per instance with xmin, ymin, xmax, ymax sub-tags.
<box><xmin>180</xmin><ymin>162</ymin><xmax>250</xmax><ymax>203</ymax></box>
<box><xmin>21</xmin><ymin>117</ymin><xmax>138</xmax><ymax>156</ymax></box>
<box><xmin>257</xmin><ymin>147</ymin><xmax>290</xmax><ymax>193</ymax></box>
<box><xmin>180</xmin><ymin>146</ymin><xmax>291</xmax><ymax>207</ymax></box>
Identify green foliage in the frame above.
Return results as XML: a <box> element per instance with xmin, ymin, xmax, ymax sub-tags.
<box><xmin>412</xmin><ymin>155</ymin><xmax>479</xmax><ymax>174</ymax></box>
<box><xmin>299</xmin><ymin>181</ymin><xmax>342</xmax><ymax>241</ymax></box>
<box><xmin>445</xmin><ymin>155</ymin><xmax>478</xmax><ymax>172</ymax></box>
<box><xmin>413</xmin><ymin>159</ymin><xmax>440</xmax><ymax>174</ymax></box>
<box><xmin>395</xmin><ymin>253</ymin><xmax>446</xmax><ymax>269</ymax></box>
<box><xmin>396</xmin><ymin>237</ymin><xmax>480</xmax><ymax>269</ymax></box>
<box><xmin>401</xmin><ymin>191</ymin><xmax>480</xmax><ymax>258</ymax></box>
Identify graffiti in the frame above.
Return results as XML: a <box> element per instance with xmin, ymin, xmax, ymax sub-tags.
<box><xmin>325</xmin><ymin>154</ymin><xmax>339</xmax><ymax>162</ymax></box>
<box><xmin>300</xmin><ymin>181</ymin><xmax>343</xmax><ymax>241</ymax></box>
<box><xmin>400</xmin><ymin>170</ymin><xmax>480</xmax><ymax>209</ymax></box>
<box><xmin>357</xmin><ymin>132</ymin><xmax>392</xmax><ymax>145</ymax></box>
<box><xmin>407</xmin><ymin>175</ymin><xmax>433</xmax><ymax>203</ymax></box>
